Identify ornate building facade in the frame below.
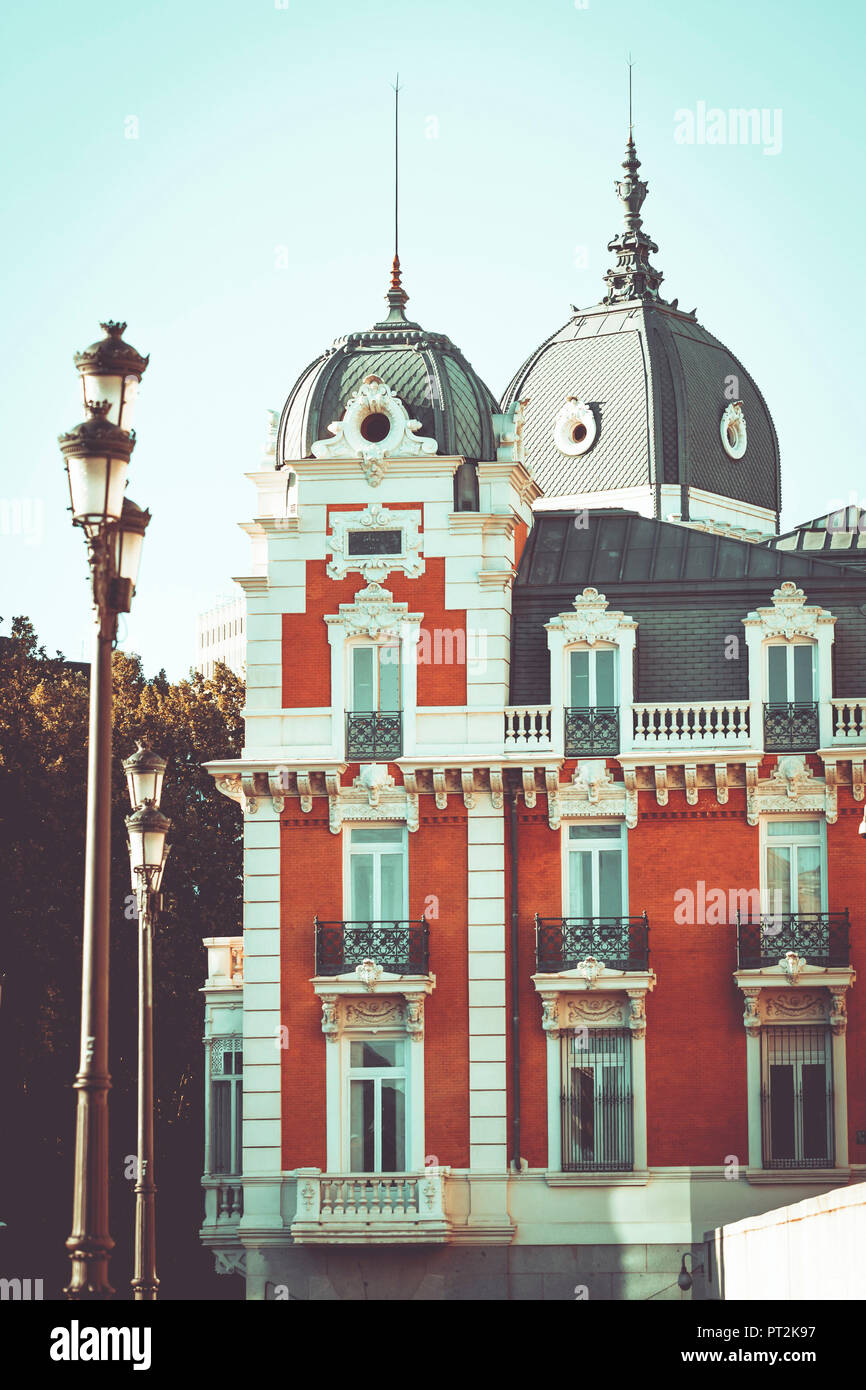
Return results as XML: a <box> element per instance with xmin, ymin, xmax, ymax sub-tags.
<box><xmin>199</xmin><ymin>133</ymin><xmax>866</xmax><ymax>1300</ymax></box>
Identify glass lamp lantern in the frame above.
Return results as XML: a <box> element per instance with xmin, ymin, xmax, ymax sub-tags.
<box><xmin>126</xmin><ymin>802</ymin><xmax>171</xmax><ymax>891</ymax></box>
<box><xmin>123</xmin><ymin>744</ymin><xmax>167</xmax><ymax>811</ymax></box>
<box><xmin>59</xmin><ymin>402</ymin><xmax>135</xmax><ymax>536</ymax></box>
<box><xmin>73</xmin><ymin>321</ymin><xmax>149</xmax><ymax>433</ymax></box>
<box><xmin>108</xmin><ymin>497</ymin><xmax>151</xmax><ymax>611</ymax></box>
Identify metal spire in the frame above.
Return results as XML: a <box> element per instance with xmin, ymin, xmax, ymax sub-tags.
<box><xmin>385</xmin><ymin>72</ymin><xmax>410</xmax><ymax>321</ymax></box>
<box><xmin>602</xmin><ymin>59</ymin><xmax>667</xmax><ymax>306</ymax></box>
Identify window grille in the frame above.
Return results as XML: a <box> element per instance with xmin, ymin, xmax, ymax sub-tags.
<box><xmin>560</xmin><ymin>1028</ymin><xmax>633</xmax><ymax>1172</ymax></box>
<box><xmin>761</xmin><ymin>1026</ymin><xmax>833</xmax><ymax>1169</ymax></box>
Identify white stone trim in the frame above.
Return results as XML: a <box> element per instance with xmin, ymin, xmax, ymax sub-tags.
<box><xmin>743</xmin><ymin>583</ymin><xmax>837</xmax><ymax>748</ymax></box>
<box><xmin>326</xmin><ymin>502</ymin><xmax>424</xmax><ymax>584</ymax></box>
<box><xmin>546</xmin><ymin>589</ymin><xmax>637</xmax><ymax>758</ymax></box>
<box><xmin>467</xmin><ymin>799</ymin><xmax>508</xmax><ymax>1171</ymax></box>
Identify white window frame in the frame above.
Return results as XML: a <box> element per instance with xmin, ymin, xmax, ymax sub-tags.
<box><xmin>348</xmin><ymin>639</ymin><xmax>402</xmax><ymax>713</ymax></box>
<box><xmin>759</xmin><ymin>815</ymin><xmax>827</xmax><ymax>916</ymax></box>
<box><xmin>567</xmin><ymin>643</ymin><xmax>619</xmax><ymax>709</ymax></box>
<box><xmin>205</xmin><ymin>1037</ymin><xmax>243</xmax><ymax>1177</ymax></box>
<box><xmin>765</xmin><ymin>640</ymin><xmax>817</xmax><ymax>705</ymax></box>
<box><xmin>760</xmin><ymin>1025</ymin><xmax>833</xmax><ymax>1169</ymax></box>
<box><xmin>345</xmin><ymin>1035</ymin><xmax>409</xmax><ymax>1173</ymax></box>
<box><xmin>561</xmin><ymin>1028</ymin><xmax>634</xmax><ymax>1171</ymax></box>
<box><xmin>343</xmin><ymin>823</ymin><xmax>409</xmax><ymax>921</ymax></box>
<box><xmin>561</xmin><ymin>820</ymin><xmax>629</xmax><ymax>918</ymax></box>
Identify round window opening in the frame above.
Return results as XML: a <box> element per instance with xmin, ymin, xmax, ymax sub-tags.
<box><xmin>572</xmin><ymin>423</ymin><xmax>588</xmax><ymax>445</ymax></box>
<box><xmin>720</xmin><ymin>402</ymin><xmax>747</xmax><ymax>460</ymax></box>
<box><xmin>360</xmin><ymin>412</ymin><xmax>391</xmax><ymax>443</ymax></box>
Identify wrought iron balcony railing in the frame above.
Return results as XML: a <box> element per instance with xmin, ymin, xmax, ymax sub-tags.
<box><xmin>763</xmin><ymin>701</ymin><xmax>819</xmax><ymax>752</ymax></box>
<box><xmin>564</xmin><ymin>706</ymin><xmax>619</xmax><ymax>757</ymax></box>
<box><xmin>535</xmin><ymin>913</ymin><xmax>649</xmax><ymax>974</ymax></box>
<box><xmin>345</xmin><ymin>710</ymin><xmax>402</xmax><ymax>760</ymax></box>
<box><xmin>737</xmin><ymin>910</ymin><xmax>850</xmax><ymax>969</ymax></box>
<box><xmin>314</xmin><ymin>918</ymin><xmax>430</xmax><ymax>976</ymax></box>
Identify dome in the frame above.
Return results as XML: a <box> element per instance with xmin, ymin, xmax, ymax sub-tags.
<box><xmin>502</xmin><ymin>137</ymin><xmax>781</xmax><ymax>524</ymax></box>
<box><xmin>279</xmin><ymin>261</ymin><xmax>499</xmax><ymax>463</ymax></box>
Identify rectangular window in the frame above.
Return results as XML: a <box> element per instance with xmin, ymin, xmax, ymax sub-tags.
<box><xmin>761</xmin><ymin>1026</ymin><xmax>833</xmax><ymax>1168</ymax></box>
<box><xmin>351</xmin><ymin>644</ymin><xmax>401</xmax><ymax>712</ymax></box>
<box><xmin>764</xmin><ymin>819</ymin><xmax>824</xmax><ymax>914</ymax></box>
<box><xmin>348</xmin><ymin>826</ymin><xmax>407</xmax><ymax>921</ymax></box>
<box><xmin>569</xmin><ymin>647</ymin><xmax>617</xmax><ymax>708</ymax></box>
<box><xmin>210</xmin><ymin>1041</ymin><xmax>243</xmax><ymax>1175</ymax></box>
<box><xmin>767</xmin><ymin>643</ymin><xmax>815</xmax><ymax>703</ymax></box>
<box><xmin>561</xmin><ymin>1029</ymin><xmax>633</xmax><ymax>1171</ymax></box>
<box><xmin>348</xmin><ymin>1038</ymin><xmax>407</xmax><ymax>1172</ymax></box>
<box><xmin>567</xmin><ymin>823</ymin><xmax>625</xmax><ymax>918</ymax></box>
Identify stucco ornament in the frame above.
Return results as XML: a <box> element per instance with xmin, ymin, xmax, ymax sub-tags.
<box><xmin>780</xmin><ymin>952</ymin><xmax>808</xmax><ymax>983</ymax></box>
<box><xmin>324</xmin><ymin>582</ymin><xmax>421</xmax><ymax>641</ymax></box>
<box><xmin>493</xmin><ymin>398</ymin><xmax>528</xmax><ymax>464</ymax></box>
<box><xmin>574</xmin><ymin>957</ymin><xmax>605</xmax><ymax>988</ymax></box>
<box><xmin>326</xmin><ymin>502</ymin><xmax>424</xmax><ymax>583</ymax></box>
<box><xmin>720</xmin><ymin>400</ymin><xmax>747</xmax><ymax>459</ymax></box>
<box><xmin>356</xmin><ymin>763</ymin><xmax>394</xmax><ymax>807</ymax></box>
<box><xmin>545</xmin><ymin>587</ymin><xmax>637</xmax><ymax>646</ymax></box>
<box><xmin>311</xmin><ymin>375</ymin><xmax>437</xmax><ymax>484</ymax></box>
<box><xmin>742</xmin><ymin>582</ymin><xmax>836</xmax><ymax>641</ymax></box>
<box><xmin>355</xmin><ymin>959</ymin><xmax>383</xmax><ymax>992</ymax></box>
<box><xmin>553</xmin><ymin>397</ymin><xmax>598</xmax><ymax>457</ymax></box>
<box><xmin>771</xmin><ymin>755</ymin><xmax>811</xmax><ymax>800</ymax></box>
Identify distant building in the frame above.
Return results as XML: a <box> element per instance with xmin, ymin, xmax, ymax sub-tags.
<box><xmin>195</xmin><ymin>595</ymin><xmax>246</xmax><ymax>679</ymax></box>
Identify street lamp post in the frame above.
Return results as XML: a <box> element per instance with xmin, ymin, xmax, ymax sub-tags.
<box><xmin>123</xmin><ymin>754</ymin><xmax>170</xmax><ymax>1303</ymax></box>
<box><xmin>60</xmin><ymin>323</ymin><xmax>149</xmax><ymax>1300</ymax></box>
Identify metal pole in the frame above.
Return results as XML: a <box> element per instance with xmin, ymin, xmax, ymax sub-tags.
<box><xmin>131</xmin><ymin>889</ymin><xmax>158</xmax><ymax>1300</ymax></box>
<box><xmin>65</xmin><ymin>542</ymin><xmax>117</xmax><ymax>1299</ymax></box>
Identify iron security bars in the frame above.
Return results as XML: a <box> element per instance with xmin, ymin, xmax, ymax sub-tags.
<box><xmin>535</xmin><ymin>914</ymin><xmax>649</xmax><ymax>973</ymax></box>
<box><xmin>564</xmin><ymin>707</ymin><xmax>619</xmax><ymax>757</ymax></box>
<box><xmin>763</xmin><ymin>702</ymin><xmax>819</xmax><ymax>752</ymax></box>
<box><xmin>761</xmin><ymin>1025</ymin><xmax>833</xmax><ymax>1169</ymax></box>
<box><xmin>314</xmin><ymin>918</ymin><xmax>430</xmax><ymax>977</ymax></box>
<box><xmin>561</xmin><ymin>1028</ymin><xmax>633</xmax><ymax>1172</ymax></box>
<box><xmin>346</xmin><ymin>711</ymin><xmax>402</xmax><ymax>760</ymax></box>
<box><xmin>737</xmin><ymin>911</ymin><xmax>849</xmax><ymax>969</ymax></box>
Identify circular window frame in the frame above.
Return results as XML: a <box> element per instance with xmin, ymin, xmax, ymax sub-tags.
<box><xmin>720</xmin><ymin>401</ymin><xmax>747</xmax><ymax>460</ymax></box>
<box><xmin>554</xmin><ymin>398</ymin><xmax>598</xmax><ymax>458</ymax></box>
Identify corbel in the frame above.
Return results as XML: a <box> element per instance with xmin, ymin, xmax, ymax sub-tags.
<box><xmin>267</xmin><ymin>771</ymin><xmax>285</xmax><ymax>815</ymax></box>
<box><xmin>296</xmin><ymin>770</ymin><xmax>313</xmax><ymax>814</ymax></box>
<box><xmin>489</xmin><ymin>767</ymin><xmax>504</xmax><ymax>810</ymax></box>
<box><xmin>522</xmin><ymin>767</ymin><xmax>537</xmax><ymax>809</ymax></box>
<box><xmin>745</xmin><ymin>761</ymin><xmax>759</xmax><ymax>826</ymax></box>
<box><xmin>240</xmin><ymin>773</ymin><xmax>259</xmax><ymax>815</ymax></box>
<box><xmin>824</xmin><ymin>759</ymin><xmax>838</xmax><ymax>824</ymax></box>
<box><xmin>461</xmin><ymin>768</ymin><xmax>476</xmax><ymax>810</ymax></box>
<box><xmin>403</xmin><ymin>769</ymin><xmax>420</xmax><ymax>833</ymax></box>
<box><xmin>851</xmin><ymin>759</ymin><xmax>864</xmax><ymax>802</ymax></box>
<box><xmin>545</xmin><ymin>766</ymin><xmax>561</xmax><ymax>830</ymax></box>
<box><xmin>623</xmin><ymin>766</ymin><xmax>638</xmax><ymax>829</ymax></box>
<box><xmin>654</xmin><ymin>765</ymin><xmax>668</xmax><ymax>807</ymax></box>
<box><xmin>684</xmin><ymin>763</ymin><xmax>698</xmax><ymax>806</ymax></box>
<box><xmin>326</xmin><ymin>770</ymin><xmax>342</xmax><ymax>835</ymax></box>
<box><xmin>714</xmin><ymin>762</ymin><xmax>729</xmax><ymax>806</ymax></box>
<box><xmin>433</xmin><ymin>769</ymin><xmax>448</xmax><ymax>810</ymax></box>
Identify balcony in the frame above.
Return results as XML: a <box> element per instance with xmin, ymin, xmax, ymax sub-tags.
<box><xmin>737</xmin><ymin>911</ymin><xmax>850</xmax><ymax>969</ymax></box>
<box><xmin>763</xmin><ymin>701</ymin><xmax>819</xmax><ymax>752</ymax></box>
<box><xmin>504</xmin><ymin>704</ymin><xmax>553</xmax><ymax>751</ymax></box>
<box><xmin>564</xmin><ymin>706</ymin><xmax>619</xmax><ymax>757</ymax></box>
<box><xmin>632</xmin><ymin>699</ymin><xmax>751</xmax><ymax>750</ymax></box>
<box><xmin>314</xmin><ymin>918</ymin><xmax>430</xmax><ymax>977</ymax></box>
<box><xmin>345</xmin><ymin>710</ymin><xmax>402</xmax><ymax>760</ymax></box>
<box><xmin>831</xmin><ymin>699</ymin><xmax>866</xmax><ymax>743</ymax></box>
<box><xmin>290</xmin><ymin>1170</ymin><xmax>450</xmax><ymax>1244</ymax></box>
<box><xmin>535</xmin><ymin>914</ymin><xmax>649</xmax><ymax>974</ymax></box>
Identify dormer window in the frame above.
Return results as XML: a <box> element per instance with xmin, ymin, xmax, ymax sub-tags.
<box><xmin>764</xmin><ymin>642</ymin><xmax>819</xmax><ymax>752</ymax></box>
<box><xmin>565</xmin><ymin>646</ymin><xmax>619</xmax><ymax>756</ymax></box>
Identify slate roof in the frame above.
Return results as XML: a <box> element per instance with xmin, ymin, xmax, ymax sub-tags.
<box><xmin>763</xmin><ymin>508</ymin><xmax>866</xmax><ymax>572</ymax></box>
<box><xmin>501</xmin><ymin>302</ymin><xmax>781</xmax><ymax>520</ymax></box>
<box><xmin>278</xmin><ymin>300</ymin><xmax>498</xmax><ymax>463</ymax></box>
<box><xmin>510</xmin><ymin>510</ymin><xmax>866</xmax><ymax>706</ymax></box>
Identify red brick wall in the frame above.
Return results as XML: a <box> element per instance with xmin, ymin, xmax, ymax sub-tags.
<box><xmin>828</xmin><ymin>794</ymin><xmax>866</xmax><ymax>1156</ymax></box>
<box><xmin>410</xmin><ymin>810</ymin><xmax>470</xmax><ymax>1168</ymax></box>
<box><xmin>282</xmin><ymin>557</ymin><xmax>466</xmax><ymax>707</ymax></box>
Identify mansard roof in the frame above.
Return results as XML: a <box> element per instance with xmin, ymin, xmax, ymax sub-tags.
<box><xmin>510</xmin><ymin>510</ymin><xmax>866</xmax><ymax>707</ymax></box>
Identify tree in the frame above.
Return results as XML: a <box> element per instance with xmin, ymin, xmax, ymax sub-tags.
<box><xmin>0</xmin><ymin>617</ymin><xmax>244</xmax><ymax>1298</ymax></box>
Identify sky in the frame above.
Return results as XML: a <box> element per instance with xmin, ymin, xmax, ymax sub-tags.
<box><xmin>1</xmin><ymin>0</ymin><xmax>863</xmax><ymax>680</ymax></box>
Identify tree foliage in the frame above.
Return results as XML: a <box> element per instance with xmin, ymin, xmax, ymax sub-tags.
<box><xmin>0</xmin><ymin>617</ymin><xmax>244</xmax><ymax>1297</ymax></box>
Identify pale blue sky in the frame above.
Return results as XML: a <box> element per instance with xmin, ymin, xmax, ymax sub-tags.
<box><xmin>1</xmin><ymin>0</ymin><xmax>862</xmax><ymax>679</ymax></box>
